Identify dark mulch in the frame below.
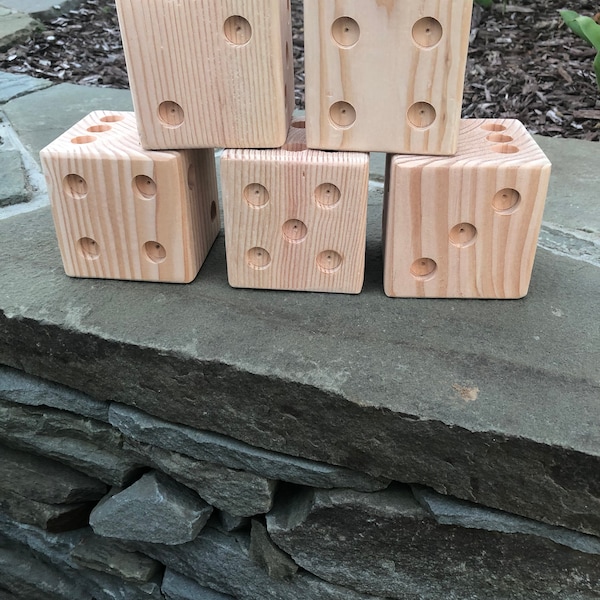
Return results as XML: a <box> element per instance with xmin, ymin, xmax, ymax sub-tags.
<box><xmin>1</xmin><ymin>0</ymin><xmax>599</xmax><ymax>140</ymax></box>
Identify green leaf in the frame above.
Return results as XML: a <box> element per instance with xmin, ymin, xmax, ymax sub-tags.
<box><xmin>559</xmin><ymin>10</ymin><xmax>590</xmax><ymax>43</ymax></box>
<box><xmin>593</xmin><ymin>51</ymin><xmax>600</xmax><ymax>90</ymax></box>
<box><xmin>475</xmin><ymin>0</ymin><xmax>494</xmax><ymax>8</ymax></box>
<box><xmin>576</xmin><ymin>16</ymin><xmax>600</xmax><ymax>51</ymax></box>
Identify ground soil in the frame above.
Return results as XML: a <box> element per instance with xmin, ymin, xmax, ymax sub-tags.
<box><xmin>1</xmin><ymin>0</ymin><xmax>599</xmax><ymax>140</ymax></box>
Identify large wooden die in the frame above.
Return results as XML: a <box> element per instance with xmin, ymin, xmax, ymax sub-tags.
<box><xmin>304</xmin><ymin>0</ymin><xmax>472</xmax><ymax>155</ymax></box>
<box><xmin>221</xmin><ymin>120</ymin><xmax>369</xmax><ymax>293</ymax></box>
<box><xmin>40</xmin><ymin>111</ymin><xmax>220</xmax><ymax>283</ymax></box>
<box><xmin>115</xmin><ymin>0</ymin><xmax>294</xmax><ymax>150</ymax></box>
<box><xmin>383</xmin><ymin>119</ymin><xmax>552</xmax><ymax>298</ymax></box>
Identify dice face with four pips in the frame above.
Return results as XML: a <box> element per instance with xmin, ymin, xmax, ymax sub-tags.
<box><xmin>115</xmin><ymin>0</ymin><xmax>295</xmax><ymax>150</ymax></box>
<box><xmin>383</xmin><ymin>119</ymin><xmax>552</xmax><ymax>299</ymax></box>
<box><xmin>221</xmin><ymin>119</ymin><xmax>370</xmax><ymax>294</ymax></box>
<box><xmin>40</xmin><ymin>111</ymin><xmax>220</xmax><ymax>283</ymax></box>
<box><xmin>303</xmin><ymin>0</ymin><xmax>473</xmax><ymax>155</ymax></box>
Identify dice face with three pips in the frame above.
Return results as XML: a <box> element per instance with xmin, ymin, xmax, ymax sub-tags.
<box><xmin>115</xmin><ymin>0</ymin><xmax>294</xmax><ymax>149</ymax></box>
<box><xmin>221</xmin><ymin>119</ymin><xmax>370</xmax><ymax>293</ymax></box>
<box><xmin>40</xmin><ymin>111</ymin><xmax>220</xmax><ymax>283</ymax></box>
<box><xmin>383</xmin><ymin>119</ymin><xmax>552</xmax><ymax>298</ymax></box>
<box><xmin>303</xmin><ymin>0</ymin><xmax>473</xmax><ymax>154</ymax></box>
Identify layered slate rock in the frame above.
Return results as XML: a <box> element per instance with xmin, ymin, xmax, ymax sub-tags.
<box><xmin>124</xmin><ymin>439</ymin><xmax>277</xmax><ymax>517</ymax></box>
<box><xmin>90</xmin><ymin>471</ymin><xmax>213</xmax><ymax>545</ymax></box>
<box><xmin>249</xmin><ymin>519</ymin><xmax>299</xmax><ymax>581</ymax></box>
<box><xmin>0</xmin><ymin>364</ymin><xmax>109</xmax><ymax>422</ymax></box>
<box><xmin>126</xmin><ymin>527</ymin><xmax>387</xmax><ymax>600</ymax></box>
<box><xmin>162</xmin><ymin>569</ymin><xmax>235</xmax><ymax>600</ymax></box>
<box><xmin>0</xmin><ymin>400</ymin><xmax>142</xmax><ymax>485</ymax></box>
<box><xmin>110</xmin><ymin>403</ymin><xmax>388</xmax><ymax>492</ymax></box>
<box><xmin>266</xmin><ymin>485</ymin><xmax>600</xmax><ymax>600</ymax></box>
<box><xmin>0</xmin><ymin>206</ymin><xmax>599</xmax><ymax>535</ymax></box>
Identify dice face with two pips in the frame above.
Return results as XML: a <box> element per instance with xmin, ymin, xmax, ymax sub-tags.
<box><xmin>40</xmin><ymin>111</ymin><xmax>220</xmax><ymax>283</ymax></box>
<box><xmin>383</xmin><ymin>119</ymin><xmax>552</xmax><ymax>298</ymax></box>
<box><xmin>221</xmin><ymin>120</ymin><xmax>370</xmax><ymax>293</ymax></box>
<box><xmin>115</xmin><ymin>0</ymin><xmax>294</xmax><ymax>149</ymax></box>
<box><xmin>304</xmin><ymin>0</ymin><xmax>473</xmax><ymax>154</ymax></box>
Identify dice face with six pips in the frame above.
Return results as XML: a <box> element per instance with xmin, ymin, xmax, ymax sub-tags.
<box><xmin>40</xmin><ymin>111</ymin><xmax>220</xmax><ymax>283</ymax></box>
<box><xmin>115</xmin><ymin>0</ymin><xmax>294</xmax><ymax>150</ymax></box>
<box><xmin>303</xmin><ymin>0</ymin><xmax>473</xmax><ymax>155</ymax></box>
<box><xmin>221</xmin><ymin>119</ymin><xmax>370</xmax><ymax>293</ymax></box>
<box><xmin>383</xmin><ymin>119</ymin><xmax>552</xmax><ymax>298</ymax></box>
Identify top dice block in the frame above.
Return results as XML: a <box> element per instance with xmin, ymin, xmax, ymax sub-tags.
<box><xmin>304</xmin><ymin>0</ymin><xmax>473</xmax><ymax>155</ymax></box>
<box><xmin>115</xmin><ymin>0</ymin><xmax>294</xmax><ymax>149</ymax></box>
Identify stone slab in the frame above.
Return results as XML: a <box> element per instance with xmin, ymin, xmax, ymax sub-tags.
<box><xmin>0</xmin><ymin>203</ymin><xmax>598</xmax><ymax>535</ymax></box>
<box><xmin>266</xmin><ymin>485</ymin><xmax>600</xmax><ymax>600</ymax></box>
<box><xmin>0</xmin><ymin>149</ymin><xmax>28</xmax><ymax>207</ymax></box>
<box><xmin>0</xmin><ymin>72</ymin><xmax>53</xmax><ymax>104</ymax></box>
<box><xmin>162</xmin><ymin>570</ymin><xmax>235</xmax><ymax>600</ymax></box>
<box><xmin>0</xmin><ymin>364</ymin><xmax>109</xmax><ymax>421</ymax></box>
<box><xmin>110</xmin><ymin>403</ymin><xmax>388</xmax><ymax>492</ymax></box>
<box><xmin>90</xmin><ymin>471</ymin><xmax>213</xmax><ymax>545</ymax></box>
<box><xmin>0</xmin><ymin>443</ymin><xmax>107</xmax><ymax>504</ymax></box>
<box><xmin>0</xmin><ymin>8</ymin><xmax>40</xmax><ymax>51</ymax></box>
<box><xmin>0</xmin><ymin>0</ymin><xmax>83</xmax><ymax>20</ymax></box>
<box><xmin>1</xmin><ymin>83</ymin><xmax>133</xmax><ymax>163</ymax></box>
<box><xmin>249</xmin><ymin>519</ymin><xmax>298</xmax><ymax>581</ymax></box>
<box><xmin>0</xmin><ymin>400</ymin><xmax>143</xmax><ymax>485</ymax></box>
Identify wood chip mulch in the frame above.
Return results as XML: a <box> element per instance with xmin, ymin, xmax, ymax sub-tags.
<box><xmin>1</xmin><ymin>0</ymin><xmax>599</xmax><ymax>141</ymax></box>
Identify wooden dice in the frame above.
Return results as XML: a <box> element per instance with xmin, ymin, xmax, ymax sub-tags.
<box><xmin>304</xmin><ymin>0</ymin><xmax>473</xmax><ymax>155</ymax></box>
<box><xmin>115</xmin><ymin>0</ymin><xmax>294</xmax><ymax>150</ymax></box>
<box><xmin>383</xmin><ymin>119</ymin><xmax>552</xmax><ymax>298</ymax></box>
<box><xmin>221</xmin><ymin>119</ymin><xmax>369</xmax><ymax>293</ymax></box>
<box><xmin>40</xmin><ymin>111</ymin><xmax>220</xmax><ymax>283</ymax></box>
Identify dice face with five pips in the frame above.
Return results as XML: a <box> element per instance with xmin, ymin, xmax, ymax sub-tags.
<box><xmin>383</xmin><ymin>119</ymin><xmax>552</xmax><ymax>299</ymax></box>
<box><xmin>221</xmin><ymin>120</ymin><xmax>370</xmax><ymax>294</ymax></box>
<box><xmin>40</xmin><ymin>111</ymin><xmax>220</xmax><ymax>283</ymax></box>
<box><xmin>303</xmin><ymin>0</ymin><xmax>473</xmax><ymax>155</ymax></box>
<box><xmin>115</xmin><ymin>0</ymin><xmax>294</xmax><ymax>150</ymax></box>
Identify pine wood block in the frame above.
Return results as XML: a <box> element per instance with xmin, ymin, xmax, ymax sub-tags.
<box><xmin>304</xmin><ymin>0</ymin><xmax>473</xmax><ymax>155</ymax></box>
<box><xmin>40</xmin><ymin>111</ymin><xmax>220</xmax><ymax>283</ymax></box>
<box><xmin>383</xmin><ymin>119</ymin><xmax>552</xmax><ymax>298</ymax></box>
<box><xmin>115</xmin><ymin>0</ymin><xmax>294</xmax><ymax>150</ymax></box>
<box><xmin>221</xmin><ymin>119</ymin><xmax>369</xmax><ymax>293</ymax></box>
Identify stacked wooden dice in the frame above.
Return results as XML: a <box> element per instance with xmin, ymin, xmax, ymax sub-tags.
<box><xmin>40</xmin><ymin>0</ymin><xmax>551</xmax><ymax>297</ymax></box>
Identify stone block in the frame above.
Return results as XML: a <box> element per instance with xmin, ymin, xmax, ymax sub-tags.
<box><xmin>0</xmin><ymin>72</ymin><xmax>53</xmax><ymax>104</ymax></box>
<box><xmin>40</xmin><ymin>111</ymin><xmax>219</xmax><ymax>283</ymax></box>
<box><xmin>0</xmin><ymin>150</ymin><xmax>28</xmax><ymax>207</ymax></box>
<box><xmin>217</xmin><ymin>510</ymin><xmax>249</xmax><ymax>533</ymax></box>
<box><xmin>303</xmin><ymin>0</ymin><xmax>472</xmax><ymax>154</ymax></box>
<box><xmin>124</xmin><ymin>439</ymin><xmax>277</xmax><ymax>517</ymax></box>
<box><xmin>383</xmin><ymin>119</ymin><xmax>552</xmax><ymax>298</ymax></box>
<box><xmin>221</xmin><ymin>119</ymin><xmax>369</xmax><ymax>293</ymax></box>
<box><xmin>162</xmin><ymin>569</ymin><xmax>235</xmax><ymax>600</ymax></box>
<box><xmin>110</xmin><ymin>403</ymin><xmax>388</xmax><ymax>492</ymax></box>
<box><xmin>0</xmin><ymin>400</ymin><xmax>142</xmax><ymax>486</ymax></box>
<box><xmin>266</xmin><ymin>485</ymin><xmax>600</xmax><ymax>599</ymax></box>
<box><xmin>115</xmin><ymin>0</ymin><xmax>293</xmax><ymax>149</ymax></box>
<box><xmin>249</xmin><ymin>519</ymin><xmax>298</xmax><ymax>580</ymax></box>
<box><xmin>90</xmin><ymin>471</ymin><xmax>213</xmax><ymax>545</ymax></box>
<box><xmin>0</xmin><ymin>443</ymin><xmax>107</xmax><ymax>504</ymax></box>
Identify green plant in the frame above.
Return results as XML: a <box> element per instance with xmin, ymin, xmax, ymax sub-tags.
<box><xmin>560</xmin><ymin>10</ymin><xmax>600</xmax><ymax>90</ymax></box>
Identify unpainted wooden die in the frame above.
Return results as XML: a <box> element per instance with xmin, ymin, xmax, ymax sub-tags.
<box><xmin>40</xmin><ymin>111</ymin><xmax>220</xmax><ymax>283</ymax></box>
<box><xmin>115</xmin><ymin>0</ymin><xmax>294</xmax><ymax>150</ymax></box>
<box><xmin>221</xmin><ymin>119</ymin><xmax>369</xmax><ymax>293</ymax></box>
<box><xmin>383</xmin><ymin>119</ymin><xmax>552</xmax><ymax>298</ymax></box>
<box><xmin>304</xmin><ymin>0</ymin><xmax>473</xmax><ymax>155</ymax></box>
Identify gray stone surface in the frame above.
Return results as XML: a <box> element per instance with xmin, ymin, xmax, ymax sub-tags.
<box><xmin>110</xmin><ymin>403</ymin><xmax>388</xmax><ymax>492</ymax></box>
<box><xmin>412</xmin><ymin>485</ymin><xmax>600</xmax><ymax>555</ymax></box>
<box><xmin>249</xmin><ymin>519</ymin><xmax>298</xmax><ymax>581</ymax></box>
<box><xmin>0</xmin><ymin>162</ymin><xmax>598</xmax><ymax>539</ymax></box>
<box><xmin>162</xmin><ymin>569</ymin><xmax>235</xmax><ymax>600</ymax></box>
<box><xmin>71</xmin><ymin>534</ymin><xmax>163</xmax><ymax>583</ymax></box>
<box><xmin>266</xmin><ymin>485</ymin><xmax>600</xmax><ymax>600</ymax></box>
<box><xmin>128</xmin><ymin>527</ymin><xmax>387</xmax><ymax>600</ymax></box>
<box><xmin>0</xmin><ymin>149</ymin><xmax>28</xmax><ymax>206</ymax></box>
<box><xmin>0</xmin><ymin>443</ymin><xmax>107</xmax><ymax>504</ymax></box>
<box><xmin>0</xmin><ymin>364</ymin><xmax>110</xmax><ymax>421</ymax></box>
<box><xmin>90</xmin><ymin>471</ymin><xmax>213</xmax><ymax>545</ymax></box>
<box><xmin>2</xmin><ymin>83</ymin><xmax>133</xmax><ymax>163</ymax></box>
<box><xmin>0</xmin><ymin>399</ymin><xmax>142</xmax><ymax>485</ymax></box>
<box><xmin>0</xmin><ymin>7</ymin><xmax>40</xmax><ymax>51</ymax></box>
<box><xmin>217</xmin><ymin>510</ymin><xmax>249</xmax><ymax>533</ymax></box>
<box><xmin>0</xmin><ymin>488</ymin><xmax>92</xmax><ymax>532</ymax></box>
<box><xmin>1</xmin><ymin>0</ymin><xmax>82</xmax><ymax>20</ymax></box>
<box><xmin>0</xmin><ymin>72</ymin><xmax>53</xmax><ymax>104</ymax></box>
<box><xmin>125</xmin><ymin>439</ymin><xmax>277</xmax><ymax>517</ymax></box>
